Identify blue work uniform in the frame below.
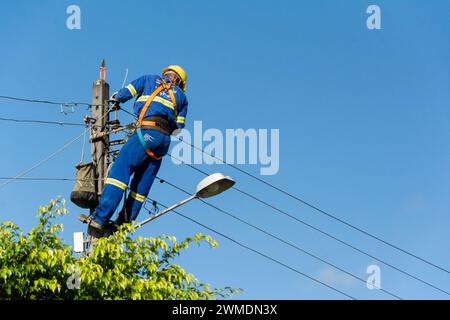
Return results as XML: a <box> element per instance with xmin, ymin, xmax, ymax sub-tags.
<box><xmin>92</xmin><ymin>74</ymin><xmax>188</xmax><ymax>226</ymax></box>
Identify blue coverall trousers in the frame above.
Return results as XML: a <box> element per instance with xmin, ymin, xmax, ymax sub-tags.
<box><xmin>92</xmin><ymin>129</ymin><xmax>171</xmax><ymax>226</ymax></box>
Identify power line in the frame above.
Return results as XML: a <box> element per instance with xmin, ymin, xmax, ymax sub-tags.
<box><xmin>0</xmin><ymin>95</ymin><xmax>97</xmax><ymax>107</ymax></box>
<box><xmin>0</xmin><ymin>174</ymin><xmax>359</xmax><ymax>298</ymax></box>
<box><xmin>0</xmin><ymin>177</ymin><xmax>77</xmax><ymax>181</ymax></box>
<box><xmin>0</xmin><ymin>172</ymin><xmax>442</xmax><ymax>300</ymax></box>
<box><xmin>167</xmin><ymin>153</ymin><xmax>450</xmax><ymax>296</ymax></box>
<box><xmin>0</xmin><ymin>128</ymin><xmax>87</xmax><ymax>190</ymax></box>
<box><xmin>155</xmin><ymin>176</ymin><xmax>402</xmax><ymax>300</ymax></box>
<box><xmin>0</xmin><ymin>101</ymin><xmax>125</xmax><ymax>190</ymax></box>
<box><xmin>145</xmin><ymin>197</ymin><xmax>357</xmax><ymax>300</ymax></box>
<box><xmin>0</xmin><ymin>117</ymin><xmax>86</xmax><ymax>127</ymax></box>
<box><xmin>0</xmin><ymin>94</ymin><xmax>139</xmax><ymax>120</ymax></box>
<box><xmin>0</xmin><ymin>116</ymin><xmax>114</xmax><ymax>129</ymax></box>
<box><xmin>3</xmin><ymin>92</ymin><xmax>446</xmax><ymax>290</ymax></box>
<box><xmin>118</xmin><ymin>106</ymin><xmax>137</xmax><ymax>119</ymax></box>
<box><xmin>175</xmin><ymin>137</ymin><xmax>450</xmax><ymax>275</ymax></box>
<box><xmin>6</xmin><ymin>94</ymin><xmax>446</xmax><ymax>273</ymax></box>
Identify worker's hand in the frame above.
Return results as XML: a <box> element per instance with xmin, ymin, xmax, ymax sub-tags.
<box><xmin>107</xmin><ymin>92</ymin><xmax>119</xmax><ymax>105</ymax></box>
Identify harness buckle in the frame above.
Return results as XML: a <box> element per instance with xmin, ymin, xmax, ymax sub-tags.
<box><xmin>160</xmin><ymin>77</ymin><xmax>173</xmax><ymax>90</ymax></box>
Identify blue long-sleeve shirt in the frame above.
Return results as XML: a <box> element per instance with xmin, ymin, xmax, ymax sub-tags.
<box><xmin>115</xmin><ymin>74</ymin><xmax>188</xmax><ymax>132</ymax></box>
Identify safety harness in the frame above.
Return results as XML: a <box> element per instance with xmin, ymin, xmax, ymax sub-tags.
<box><xmin>136</xmin><ymin>78</ymin><xmax>176</xmax><ymax>160</ymax></box>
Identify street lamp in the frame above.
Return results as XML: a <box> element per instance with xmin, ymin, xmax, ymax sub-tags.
<box><xmin>137</xmin><ymin>173</ymin><xmax>235</xmax><ymax>228</ymax></box>
<box><xmin>73</xmin><ymin>173</ymin><xmax>235</xmax><ymax>252</ymax></box>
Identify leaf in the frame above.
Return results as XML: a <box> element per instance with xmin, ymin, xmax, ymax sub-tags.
<box><xmin>49</xmin><ymin>282</ymin><xmax>57</xmax><ymax>293</ymax></box>
<box><xmin>0</xmin><ymin>198</ymin><xmax>239</xmax><ymax>300</ymax></box>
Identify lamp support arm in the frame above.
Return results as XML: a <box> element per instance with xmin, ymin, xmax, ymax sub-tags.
<box><xmin>137</xmin><ymin>194</ymin><xmax>197</xmax><ymax>228</ymax></box>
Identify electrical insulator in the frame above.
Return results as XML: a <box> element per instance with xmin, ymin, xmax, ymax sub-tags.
<box><xmin>109</xmin><ymin>119</ymin><xmax>120</xmax><ymax>130</ymax></box>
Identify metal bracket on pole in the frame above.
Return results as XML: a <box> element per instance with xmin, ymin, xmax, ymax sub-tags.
<box><xmin>90</xmin><ymin>126</ymin><xmax>129</xmax><ymax>142</ymax></box>
<box><xmin>109</xmin><ymin>139</ymin><xmax>126</xmax><ymax>146</ymax></box>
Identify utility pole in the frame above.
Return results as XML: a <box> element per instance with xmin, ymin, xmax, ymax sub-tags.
<box><xmin>74</xmin><ymin>60</ymin><xmax>131</xmax><ymax>253</ymax></box>
<box><xmin>81</xmin><ymin>60</ymin><xmax>111</xmax><ymax>252</ymax></box>
<box><xmin>90</xmin><ymin>60</ymin><xmax>110</xmax><ymax>196</ymax></box>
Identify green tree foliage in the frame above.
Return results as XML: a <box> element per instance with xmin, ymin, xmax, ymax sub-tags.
<box><xmin>0</xmin><ymin>198</ymin><xmax>239</xmax><ymax>300</ymax></box>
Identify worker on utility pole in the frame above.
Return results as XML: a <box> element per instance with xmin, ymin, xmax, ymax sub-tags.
<box><xmin>78</xmin><ymin>65</ymin><xmax>188</xmax><ymax>235</ymax></box>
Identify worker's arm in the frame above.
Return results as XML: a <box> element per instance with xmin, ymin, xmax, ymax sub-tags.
<box><xmin>175</xmin><ymin>96</ymin><xmax>188</xmax><ymax>130</ymax></box>
<box><xmin>114</xmin><ymin>75</ymin><xmax>147</xmax><ymax>103</ymax></box>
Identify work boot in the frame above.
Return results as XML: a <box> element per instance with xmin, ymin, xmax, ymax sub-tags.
<box><xmin>115</xmin><ymin>208</ymin><xmax>131</xmax><ymax>226</ymax></box>
<box><xmin>77</xmin><ymin>214</ymin><xmax>106</xmax><ymax>233</ymax></box>
<box><xmin>107</xmin><ymin>222</ymin><xmax>119</xmax><ymax>234</ymax></box>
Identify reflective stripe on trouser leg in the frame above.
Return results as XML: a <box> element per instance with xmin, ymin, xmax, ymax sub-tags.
<box><xmin>115</xmin><ymin>190</ymin><xmax>146</xmax><ymax>225</ymax></box>
<box><xmin>127</xmin><ymin>157</ymin><xmax>162</xmax><ymax>221</ymax></box>
<box><xmin>92</xmin><ymin>183</ymin><xmax>127</xmax><ymax>225</ymax></box>
<box><xmin>113</xmin><ymin>129</ymin><xmax>170</xmax><ymax>224</ymax></box>
<box><xmin>105</xmin><ymin>178</ymin><xmax>127</xmax><ymax>190</ymax></box>
<box><xmin>130</xmin><ymin>191</ymin><xmax>146</xmax><ymax>202</ymax></box>
<box><xmin>125</xmin><ymin>191</ymin><xmax>147</xmax><ymax>223</ymax></box>
<box><xmin>92</xmin><ymin>134</ymin><xmax>148</xmax><ymax>225</ymax></box>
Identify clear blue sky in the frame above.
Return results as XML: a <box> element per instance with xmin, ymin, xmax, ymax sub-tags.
<box><xmin>0</xmin><ymin>0</ymin><xmax>449</xmax><ymax>299</ymax></box>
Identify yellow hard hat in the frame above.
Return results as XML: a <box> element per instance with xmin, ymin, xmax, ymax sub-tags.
<box><xmin>162</xmin><ymin>65</ymin><xmax>187</xmax><ymax>91</ymax></box>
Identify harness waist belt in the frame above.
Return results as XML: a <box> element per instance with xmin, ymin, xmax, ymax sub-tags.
<box><xmin>140</xmin><ymin>116</ymin><xmax>171</xmax><ymax>135</ymax></box>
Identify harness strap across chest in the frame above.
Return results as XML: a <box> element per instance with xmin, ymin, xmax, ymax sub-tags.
<box><xmin>136</xmin><ymin>81</ymin><xmax>176</xmax><ymax>160</ymax></box>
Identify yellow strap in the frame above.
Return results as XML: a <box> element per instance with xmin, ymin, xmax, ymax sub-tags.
<box><xmin>168</xmin><ymin>88</ymin><xmax>177</xmax><ymax>117</ymax></box>
<box><xmin>137</xmin><ymin>80</ymin><xmax>177</xmax><ymax>161</ymax></box>
<box><xmin>138</xmin><ymin>85</ymin><xmax>164</xmax><ymax>124</ymax></box>
<box><xmin>130</xmin><ymin>191</ymin><xmax>146</xmax><ymax>202</ymax></box>
<box><xmin>127</xmin><ymin>84</ymin><xmax>137</xmax><ymax>97</ymax></box>
<box><xmin>176</xmin><ymin>116</ymin><xmax>185</xmax><ymax>124</ymax></box>
<box><xmin>153</xmin><ymin>96</ymin><xmax>175</xmax><ymax>109</ymax></box>
<box><xmin>105</xmin><ymin>178</ymin><xmax>127</xmax><ymax>190</ymax></box>
<box><xmin>138</xmin><ymin>82</ymin><xmax>176</xmax><ymax>124</ymax></box>
<box><xmin>137</xmin><ymin>96</ymin><xmax>174</xmax><ymax>109</ymax></box>
<box><xmin>137</xmin><ymin>96</ymin><xmax>173</xmax><ymax>107</ymax></box>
